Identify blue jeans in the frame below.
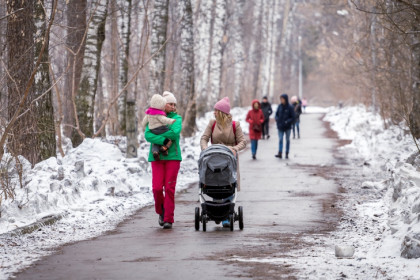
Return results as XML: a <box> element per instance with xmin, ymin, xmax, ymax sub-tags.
<box><xmin>250</xmin><ymin>139</ymin><xmax>258</xmax><ymax>155</ymax></box>
<box><xmin>278</xmin><ymin>129</ymin><xmax>291</xmax><ymax>153</ymax></box>
<box><xmin>292</xmin><ymin>120</ymin><xmax>300</xmax><ymax>137</ymax></box>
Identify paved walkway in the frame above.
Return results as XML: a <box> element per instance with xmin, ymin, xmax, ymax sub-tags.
<box><xmin>15</xmin><ymin>113</ymin><xmax>341</xmax><ymax>280</ymax></box>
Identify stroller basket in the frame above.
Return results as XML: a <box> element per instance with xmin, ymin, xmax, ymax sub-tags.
<box><xmin>201</xmin><ymin>183</ymin><xmax>236</xmax><ymax>199</ymax></box>
<box><xmin>202</xmin><ymin>201</ymin><xmax>235</xmax><ymax>220</ymax></box>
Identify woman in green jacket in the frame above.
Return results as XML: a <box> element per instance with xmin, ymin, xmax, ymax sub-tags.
<box><xmin>144</xmin><ymin>91</ymin><xmax>182</xmax><ymax>229</ymax></box>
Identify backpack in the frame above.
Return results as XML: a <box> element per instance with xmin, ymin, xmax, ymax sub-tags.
<box><xmin>211</xmin><ymin>121</ymin><xmax>237</xmax><ymax>145</ymax></box>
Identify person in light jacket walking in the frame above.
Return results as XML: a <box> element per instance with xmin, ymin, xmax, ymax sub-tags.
<box><xmin>200</xmin><ymin>97</ymin><xmax>246</xmax><ymax>227</ymax></box>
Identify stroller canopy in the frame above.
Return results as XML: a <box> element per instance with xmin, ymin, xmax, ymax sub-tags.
<box><xmin>198</xmin><ymin>144</ymin><xmax>237</xmax><ymax>186</ymax></box>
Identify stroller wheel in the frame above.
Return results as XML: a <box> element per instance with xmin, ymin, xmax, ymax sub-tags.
<box><xmin>238</xmin><ymin>206</ymin><xmax>244</xmax><ymax>230</ymax></box>
<box><xmin>229</xmin><ymin>214</ymin><xmax>234</xmax><ymax>231</ymax></box>
<box><xmin>202</xmin><ymin>215</ymin><xmax>207</xmax><ymax>232</ymax></box>
<box><xmin>195</xmin><ymin>207</ymin><xmax>200</xmax><ymax>231</ymax></box>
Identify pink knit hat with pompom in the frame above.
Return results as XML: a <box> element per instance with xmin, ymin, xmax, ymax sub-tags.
<box><xmin>214</xmin><ymin>97</ymin><xmax>231</xmax><ymax>114</ymax></box>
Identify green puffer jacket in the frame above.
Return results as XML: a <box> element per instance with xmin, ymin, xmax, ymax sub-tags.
<box><xmin>144</xmin><ymin>112</ymin><xmax>182</xmax><ymax>162</ymax></box>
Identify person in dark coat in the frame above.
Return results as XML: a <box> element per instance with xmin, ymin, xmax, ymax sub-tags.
<box><xmin>260</xmin><ymin>96</ymin><xmax>273</xmax><ymax>139</ymax></box>
<box><xmin>275</xmin><ymin>94</ymin><xmax>295</xmax><ymax>159</ymax></box>
<box><xmin>291</xmin><ymin>96</ymin><xmax>302</xmax><ymax>139</ymax></box>
<box><xmin>246</xmin><ymin>99</ymin><xmax>265</xmax><ymax>160</ymax></box>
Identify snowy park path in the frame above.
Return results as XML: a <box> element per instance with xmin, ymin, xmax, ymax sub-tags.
<box><xmin>14</xmin><ymin>114</ymin><xmax>343</xmax><ymax>279</ymax></box>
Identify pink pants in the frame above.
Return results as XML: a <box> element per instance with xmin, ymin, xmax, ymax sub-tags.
<box><xmin>151</xmin><ymin>160</ymin><xmax>181</xmax><ymax>224</ymax></box>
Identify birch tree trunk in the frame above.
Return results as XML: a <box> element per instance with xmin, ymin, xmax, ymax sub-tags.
<box><xmin>118</xmin><ymin>0</ymin><xmax>132</xmax><ymax>135</ymax></box>
<box><xmin>194</xmin><ymin>0</ymin><xmax>212</xmax><ymax>115</ymax></box>
<box><xmin>126</xmin><ymin>100</ymin><xmax>138</xmax><ymax>158</ymax></box>
<box><xmin>231</xmin><ymin>0</ymin><xmax>245</xmax><ymax>107</ymax></box>
<box><xmin>252</xmin><ymin>1</ymin><xmax>264</xmax><ymax>98</ymax></box>
<box><xmin>122</xmin><ymin>0</ymin><xmax>137</xmax><ymax>158</ymax></box>
<box><xmin>72</xmin><ymin>0</ymin><xmax>109</xmax><ymax>147</ymax></box>
<box><xmin>64</xmin><ymin>0</ymin><xmax>87</xmax><ymax>138</ymax></box>
<box><xmin>267</xmin><ymin>0</ymin><xmax>280</xmax><ymax>100</ymax></box>
<box><xmin>370</xmin><ymin>8</ymin><xmax>377</xmax><ymax>112</ymax></box>
<box><xmin>0</xmin><ymin>3</ymin><xmax>6</xmax><ymax>125</ymax></box>
<box><xmin>278</xmin><ymin>0</ymin><xmax>292</xmax><ymax>93</ymax></box>
<box><xmin>34</xmin><ymin>0</ymin><xmax>56</xmax><ymax>161</ymax></box>
<box><xmin>148</xmin><ymin>0</ymin><xmax>169</xmax><ymax>97</ymax></box>
<box><xmin>6</xmin><ymin>0</ymin><xmax>37</xmax><ymax>164</ymax></box>
<box><xmin>179</xmin><ymin>0</ymin><xmax>196</xmax><ymax>137</ymax></box>
<box><xmin>109</xmin><ymin>0</ymin><xmax>120</xmax><ymax>135</ymax></box>
<box><xmin>207</xmin><ymin>0</ymin><xmax>226</xmax><ymax>105</ymax></box>
<box><xmin>409</xmin><ymin>22</ymin><xmax>420</xmax><ymax>139</ymax></box>
<box><xmin>260</xmin><ymin>0</ymin><xmax>273</xmax><ymax>98</ymax></box>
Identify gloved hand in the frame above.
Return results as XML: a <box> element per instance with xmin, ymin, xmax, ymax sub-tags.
<box><xmin>163</xmin><ymin>138</ymin><xmax>172</xmax><ymax>148</ymax></box>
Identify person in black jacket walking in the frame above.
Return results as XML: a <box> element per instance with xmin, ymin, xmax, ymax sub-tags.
<box><xmin>291</xmin><ymin>96</ymin><xmax>302</xmax><ymax>139</ymax></box>
<box><xmin>260</xmin><ymin>96</ymin><xmax>273</xmax><ymax>139</ymax></box>
<box><xmin>275</xmin><ymin>94</ymin><xmax>295</xmax><ymax>159</ymax></box>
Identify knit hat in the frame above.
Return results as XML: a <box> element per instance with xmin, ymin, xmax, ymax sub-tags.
<box><xmin>290</xmin><ymin>96</ymin><xmax>298</xmax><ymax>103</ymax></box>
<box><xmin>163</xmin><ymin>91</ymin><xmax>177</xmax><ymax>104</ymax></box>
<box><xmin>214</xmin><ymin>97</ymin><xmax>231</xmax><ymax>114</ymax></box>
<box><xmin>150</xmin><ymin>94</ymin><xmax>167</xmax><ymax>110</ymax></box>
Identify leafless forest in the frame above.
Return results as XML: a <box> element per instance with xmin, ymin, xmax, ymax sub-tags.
<box><xmin>0</xmin><ymin>0</ymin><xmax>419</xmax><ymax>168</ymax></box>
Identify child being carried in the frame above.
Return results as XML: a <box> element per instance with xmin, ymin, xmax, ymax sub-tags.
<box><xmin>142</xmin><ymin>94</ymin><xmax>176</xmax><ymax>160</ymax></box>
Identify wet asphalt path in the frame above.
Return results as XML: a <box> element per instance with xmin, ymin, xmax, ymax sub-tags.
<box><xmin>15</xmin><ymin>113</ymin><xmax>340</xmax><ymax>280</ymax></box>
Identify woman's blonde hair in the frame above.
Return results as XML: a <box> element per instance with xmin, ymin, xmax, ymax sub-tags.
<box><xmin>215</xmin><ymin>110</ymin><xmax>230</xmax><ymax>128</ymax></box>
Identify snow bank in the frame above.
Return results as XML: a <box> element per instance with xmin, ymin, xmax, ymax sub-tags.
<box><xmin>0</xmin><ymin>106</ymin><xmax>251</xmax><ymax>279</ymax></box>
<box><xmin>324</xmin><ymin>105</ymin><xmax>415</xmax><ymax>168</ymax></box>
<box><xmin>323</xmin><ymin>105</ymin><xmax>420</xmax><ymax>275</ymax></box>
<box><xmin>324</xmin><ymin>106</ymin><xmax>420</xmax><ymax>259</ymax></box>
<box><xmin>233</xmin><ymin>105</ymin><xmax>419</xmax><ymax>279</ymax></box>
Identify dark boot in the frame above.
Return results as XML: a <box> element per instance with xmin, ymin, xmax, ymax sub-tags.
<box><xmin>158</xmin><ymin>206</ymin><xmax>165</xmax><ymax>226</ymax></box>
<box><xmin>275</xmin><ymin>152</ymin><xmax>282</xmax><ymax>159</ymax></box>
<box><xmin>163</xmin><ymin>222</ymin><xmax>173</xmax><ymax>229</ymax></box>
<box><xmin>252</xmin><ymin>154</ymin><xmax>256</xmax><ymax>160</ymax></box>
<box><xmin>286</xmin><ymin>153</ymin><xmax>289</xmax><ymax>159</ymax></box>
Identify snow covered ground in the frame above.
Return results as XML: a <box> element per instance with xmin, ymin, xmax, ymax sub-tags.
<box><xmin>233</xmin><ymin>105</ymin><xmax>420</xmax><ymax>279</ymax></box>
<box><xmin>0</xmin><ymin>107</ymin><xmax>250</xmax><ymax>279</ymax></box>
<box><xmin>1</xmin><ymin>105</ymin><xmax>418</xmax><ymax>279</ymax></box>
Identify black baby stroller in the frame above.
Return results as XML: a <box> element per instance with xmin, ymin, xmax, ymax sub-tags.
<box><xmin>195</xmin><ymin>144</ymin><xmax>244</xmax><ymax>231</ymax></box>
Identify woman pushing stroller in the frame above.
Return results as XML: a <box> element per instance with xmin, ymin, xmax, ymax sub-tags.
<box><xmin>200</xmin><ymin>97</ymin><xmax>246</xmax><ymax>227</ymax></box>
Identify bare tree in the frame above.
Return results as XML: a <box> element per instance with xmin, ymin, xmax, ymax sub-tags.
<box><xmin>6</xmin><ymin>0</ymin><xmax>35</xmax><ymax>163</ymax></box>
<box><xmin>63</xmin><ymin>0</ymin><xmax>87</xmax><ymax>138</ymax></box>
<box><xmin>148</xmin><ymin>0</ymin><xmax>169</xmax><ymax>97</ymax></box>
<box><xmin>118</xmin><ymin>0</ymin><xmax>132</xmax><ymax>135</ymax></box>
<box><xmin>347</xmin><ymin>0</ymin><xmax>419</xmax><ymax>149</ymax></box>
<box><xmin>72</xmin><ymin>0</ymin><xmax>109</xmax><ymax>147</ymax></box>
<box><xmin>179</xmin><ymin>0</ymin><xmax>196</xmax><ymax>137</ymax></box>
<box><xmin>4</xmin><ymin>0</ymin><xmax>57</xmax><ymax>166</ymax></box>
<box><xmin>34</xmin><ymin>0</ymin><xmax>56</xmax><ymax>161</ymax></box>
